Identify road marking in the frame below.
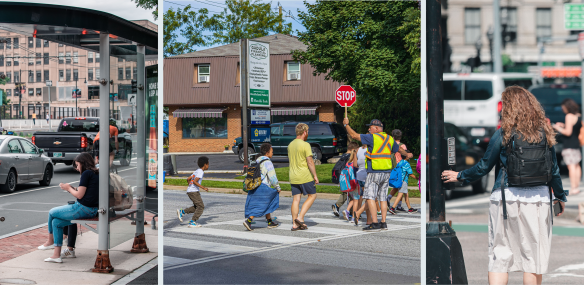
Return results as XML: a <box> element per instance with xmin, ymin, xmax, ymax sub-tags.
<box><xmin>164</xmin><ymin>256</ymin><xmax>193</xmax><ymax>267</ymax></box>
<box><xmin>445</xmin><ymin>196</ymin><xmax>490</xmax><ymax>209</ymax></box>
<box><xmin>447</xmin><ymin>209</ymin><xmax>475</xmax><ymax>214</ymax></box>
<box><xmin>171</xmin><ymin>227</ymin><xmax>311</xmax><ymax>243</ymax></box>
<box><xmin>164</xmin><ymin>224</ymin><xmax>420</xmax><ymax>271</ymax></box>
<box><xmin>164</xmin><ymin>237</ymin><xmax>257</xmax><ymax>254</ymax></box>
<box><xmin>111</xmin><ymin>257</ymin><xmax>158</xmax><ymax>285</ymax></box>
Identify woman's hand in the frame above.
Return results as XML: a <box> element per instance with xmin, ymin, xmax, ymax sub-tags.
<box><xmin>441</xmin><ymin>170</ymin><xmax>459</xmax><ymax>183</ymax></box>
<box><xmin>553</xmin><ymin>122</ymin><xmax>565</xmax><ymax>130</ymax></box>
<box><xmin>554</xmin><ymin>200</ymin><xmax>566</xmax><ymax>217</ymax></box>
<box><xmin>59</xmin><ymin>183</ymin><xmax>70</xmax><ymax>191</ymax></box>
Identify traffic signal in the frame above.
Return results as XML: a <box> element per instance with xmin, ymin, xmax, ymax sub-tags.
<box><xmin>131</xmin><ymin>79</ymin><xmax>137</xmax><ymax>93</ymax></box>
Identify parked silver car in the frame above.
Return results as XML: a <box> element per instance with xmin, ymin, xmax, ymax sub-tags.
<box><xmin>0</xmin><ymin>136</ymin><xmax>54</xmax><ymax>193</ymax></box>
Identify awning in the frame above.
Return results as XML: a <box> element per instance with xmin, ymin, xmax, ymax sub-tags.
<box><xmin>271</xmin><ymin>106</ymin><xmax>318</xmax><ymax>116</ymax></box>
<box><xmin>173</xmin><ymin>108</ymin><xmax>226</xmax><ymax>118</ymax></box>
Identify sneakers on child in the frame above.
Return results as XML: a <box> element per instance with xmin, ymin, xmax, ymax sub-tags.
<box><xmin>267</xmin><ymin>219</ymin><xmax>280</xmax><ymax>228</ymax></box>
<box><xmin>177</xmin><ymin>209</ymin><xmax>184</xmax><ymax>222</ymax></box>
<box><xmin>343</xmin><ymin>210</ymin><xmax>350</xmax><ymax>221</ymax></box>
<box><xmin>188</xmin><ymin>220</ymin><xmax>201</xmax><ymax>228</ymax></box>
<box><xmin>332</xmin><ymin>204</ymin><xmax>340</xmax><ymax>217</ymax></box>
<box><xmin>61</xmin><ymin>248</ymin><xmax>76</xmax><ymax>258</ymax></box>
<box><xmin>408</xmin><ymin>208</ymin><xmax>418</xmax><ymax>214</ymax></box>
<box><xmin>243</xmin><ymin>219</ymin><xmax>253</xmax><ymax>231</ymax></box>
<box><xmin>395</xmin><ymin>206</ymin><xmax>407</xmax><ymax>212</ymax></box>
<box><xmin>362</xmin><ymin>223</ymin><xmax>381</xmax><ymax>231</ymax></box>
<box><xmin>388</xmin><ymin>207</ymin><xmax>396</xmax><ymax>215</ymax></box>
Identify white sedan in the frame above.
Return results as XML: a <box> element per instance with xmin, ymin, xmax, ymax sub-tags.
<box><xmin>0</xmin><ymin>135</ymin><xmax>54</xmax><ymax>193</ymax></box>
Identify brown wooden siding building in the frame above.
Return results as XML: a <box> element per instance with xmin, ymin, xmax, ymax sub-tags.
<box><xmin>164</xmin><ymin>34</ymin><xmax>343</xmax><ymax>153</ymax></box>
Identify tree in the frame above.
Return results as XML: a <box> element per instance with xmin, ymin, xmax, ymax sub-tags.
<box><xmin>292</xmin><ymin>1</ymin><xmax>421</xmax><ymax>154</ymax></box>
<box><xmin>163</xmin><ymin>0</ymin><xmax>292</xmax><ymax>57</ymax></box>
<box><xmin>132</xmin><ymin>0</ymin><xmax>158</xmax><ymax>20</ymax></box>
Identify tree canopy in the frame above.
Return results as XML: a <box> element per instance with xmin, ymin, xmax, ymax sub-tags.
<box><xmin>133</xmin><ymin>0</ymin><xmax>158</xmax><ymax>20</ymax></box>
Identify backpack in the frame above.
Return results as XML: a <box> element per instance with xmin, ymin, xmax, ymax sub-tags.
<box><xmin>339</xmin><ymin>162</ymin><xmax>357</xmax><ymax>192</ymax></box>
<box><xmin>109</xmin><ymin>172</ymin><xmax>133</xmax><ymax>211</ymax></box>
<box><xmin>387</xmin><ymin>162</ymin><xmax>403</xmax><ymax>189</ymax></box>
<box><xmin>243</xmin><ymin>159</ymin><xmax>269</xmax><ymax>192</ymax></box>
<box><xmin>390</xmin><ymin>142</ymin><xmax>404</xmax><ymax>169</ymax></box>
<box><xmin>332</xmin><ymin>154</ymin><xmax>351</xmax><ymax>184</ymax></box>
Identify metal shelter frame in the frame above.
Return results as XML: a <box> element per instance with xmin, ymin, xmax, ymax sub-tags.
<box><xmin>0</xmin><ymin>2</ymin><xmax>157</xmax><ymax>273</ymax></box>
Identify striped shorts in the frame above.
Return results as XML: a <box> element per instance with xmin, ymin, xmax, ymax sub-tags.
<box><xmin>363</xmin><ymin>172</ymin><xmax>391</xmax><ymax>201</ymax></box>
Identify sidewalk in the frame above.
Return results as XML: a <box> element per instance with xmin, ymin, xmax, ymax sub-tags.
<box><xmin>0</xmin><ymin>211</ymin><xmax>158</xmax><ymax>285</ymax></box>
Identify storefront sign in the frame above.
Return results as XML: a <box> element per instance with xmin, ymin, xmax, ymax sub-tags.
<box><xmin>247</xmin><ymin>40</ymin><xmax>270</xmax><ymax>107</ymax></box>
<box><xmin>250</xmin><ymin>109</ymin><xmax>270</xmax><ymax>125</ymax></box>
<box><xmin>250</xmin><ymin>127</ymin><xmax>270</xmax><ymax>143</ymax></box>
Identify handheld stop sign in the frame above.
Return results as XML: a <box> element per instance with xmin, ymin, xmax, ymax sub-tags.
<box><xmin>335</xmin><ymin>85</ymin><xmax>356</xmax><ymax>118</ymax></box>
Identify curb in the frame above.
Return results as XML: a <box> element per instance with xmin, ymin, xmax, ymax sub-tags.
<box><xmin>177</xmin><ymin>170</ymin><xmax>243</xmax><ymax>174</ymax></box>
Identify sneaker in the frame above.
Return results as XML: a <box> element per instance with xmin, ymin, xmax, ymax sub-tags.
<box><xmin>44</xmin><ymin>257</ymin><xmax>63</xmax><ymax>263</ymax></box>
<box><xmin>243</xmin><ymin>219</ymin><xmax>253</xmax><ymax>231</ymax></box>
<box><xmin>343</xmin><ymin>210</ymin><xmax>350</xmax><ymax>221</ymax></box>
<box><xmin>395</xmin><ymin>206</ymin><xmax>407</xmax><ymax>212</ymax></box>
<box><xmin>377</xmin><ymin>211</ymin><xmax>381</xmax><ymax>216</ymax></box>
<box><xmin>61</xmin><ymin>248</ymin><xmax>76</xmax><ymax>258</ymax></box>
<box><xmin>350</xmin><ymin>216</ymin><xmax>354</xmax><ymax>223</ymax></box>
<box><xmin>362</xmin><ymin>223</ymin><xmax>381</xmax><ymax>231</ymax></box>
<box><xmin>38</xmin><ymin>244</ymin><xmax>55</xmax><ymax>250</ymax></box>
<box><xmin>388</xmin><ymin>207</ymin><xmax>396</xmax><ymax>215</ymax></box>
<box><xmin>332</xmin><ymin>204</ymin><xmax>340</xmax><ymax>217</ymax></box>
<box><xmin>380</xmin><ymin>222</ymin><xmax>388</xmax><ymax>230</ymax></box>
<box><xmin>408</xmin><ymin>208</ymin><xmax>418</xmax><ymax>214</ymax></box>
<box><xmin>188</xmin><ymin>220</ymin><xmax>201</xmax><ymax>228</ymax></box>
<box><xmin>353</xmin><ymin>211</ymin><xmax>359</xmax><ymax>226</ymax></box>
<box><xmin>267</xmin><ymin>220</ymin><xmax>280</xmax><ymax>228</ymax></box>
<box><xmin>177</xmin><ymin>209</ymin><xmax>184</xmax><ymax>222</ymax></box>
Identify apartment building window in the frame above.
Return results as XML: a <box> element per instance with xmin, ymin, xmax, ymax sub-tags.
<box><xmin>96</xmin><ymin>69</ymin><xmax>100</xmax><ymax>80</ymax></box>
<box><xmin>28</xmin><ymin>55</ymin><xmax>33</xmax><ymax>66</ymax></box>
<box><xmin>286</xmin><ymin>62</ymin><xmax>301</xmax><ymax>81</ymax></box>
<box><xmin>88</xmin><ymin>52</ymin><xmax>93</xmax><ymax>63</ymax></box>
<box><xmin>536</xmin><ymin>8</ymin><xmax>552</xmax><ymax>42</ymax></box>
<box><xmin>43</xmin><ymin>40</ymin><xmax>49</xmax><ymax>47</ymax></box>
<box><xmin>28</xmin><ymin>89</ymin><xmax>33</xmax><ymax>96</ymax></box>
<box><xmin>73</xmin><ymin>52</ymin><xmax>78</xmax><ymax>63</ymax></box>
<box><xmin>118</xmin><ymin>68</ymin><xmax>123</xmax><ymax>80</ymax></box>
<box><xmin>36</xmin><ymin>88</ymin><xmax>41</xmax><ymax>96</ymax></box>
<box><xmin>96</xmin><ymin>53</ymin><xmax>100</xmax><ymax>63</ymax></box>
<box><xmin>0</xmin><ymin>41</ymin><xmax>3</xmax><ymax>49</ymax></box>
<box><xmin>36</xmin><ymin>38</ymin><xmax>41</xmax><ymax>48</ymax></box>
<box><xmin>0</xmin><ymin>55</ymin><xmax>3</xmax><ymax>67</ymax></box>
<box><xmin>197</xmin><ymin>64</ymin><xmax>210</xmax><ymax>83</ymax></box>
<box><xmin>126</xmin><ymin>67</ymin><xmax>131</xmax><ymax>79</ymax></box>
<box><xmin>13</xmin><ymin>53</ymin><xmax>18</xmax><ymax>66</ymax></box>
<box><xmin>59</xmin><ymin>52</ymin><xmax>64</xmax><ymax>64</ymax></box>
<box><xmin>73</xmin><ymin>69</ymin><xmax>78</xmax><ymax>81</ymax></box>
<box><xmin>6</xmin><ymin>57</ymin><xmax>10</xmax><ymax>67</ymax></box>
<box><xmin>88</xmin><ymin>86</ymin><xmax>100</xmax><ymax>100</ymax></box>
<box><xmin>465</xmin><ymin>8</ymin><xmax>481</xmax><ymax>44</ymax></box>
<box><xmin>66</xmin><ymin>69</ymin><xmax>71</xmax><ymax>81</ymax></box>
<box><xmin>133</xmin><ymin>67</ymin><xmax>137</xmax><ymax>79</ymax></box>
<box><xmin>13</xmin><ymin>38</ymin><xmax>19</xmax><ymax>48</ymax></box>
<box><xmin>36</xmin><ymin>71</ymin><xmax>41</xmax><ymax>82</ymax></box>
<box><xmin>58</xmin><ymin>43</ymin><xmax>63</xmax><ymax>47</ymax></box>
<box><xmin>43</xmin><ymin>53</ymin><xmax>49</xmax><ymax>65</ymax></box>
<box><xmin>44</xmin><ymin>70</ymin><xmax>49</xmax><ymax>82</ymax></box>
<box><xmin>28</xmin><ymin>37</ymin><xmax>33</xmax><ymax>48</ymax></box>
<box><xmin>88</xmin><ymin>69</ymin><xmax>93</xmax><ymax>81</ymax></box>
<box><xmin>6</xmin><ymin>38</ymin><xmax>11</xmax><ymax>49</ymax></box>
<box><xmin>28</xmin><ymin>71</ymin><xmax>34</xmax><ymax>83</ymax></box>
<box><xmin>118</xmin><ymin>57</ymin><xmax>123</xmax><ymax>62</ymax></box>
<box><xmin>66</xmin><ymin>52</ymin><xmax>71</xmax><ymax>64</ymax></box>
<box><xmin>36</xmin><ymin>53</ymin><xmax>41</xmax><ymax>65</ymax></box>
<box><xmin>59</xmin><ymin>70</ymin><xmax>64</xmax><ymax>81</ymax></box>
<box><xmin>6</xmin><ymin>90</ymin><xmax>10</xmax><ymax>96</ymax></box>
<box><xmin>6</xmin><ymin>72</ymin><xmax>11</xmax><ymax>83</ymax></box>
<box><xmin>501</xmin><ymin>7</ymin><xmax>517</xmax><ymax>44</ymax></box>
<box><xmin>13</xmin><ymin>72</ymin><xmax>19</xmax><ymax>83</ymax></box>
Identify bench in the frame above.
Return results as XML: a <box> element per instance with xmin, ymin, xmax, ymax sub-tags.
<box><xmin>71</xmin><ymin>209</ymin><xmax>138</xmax><ymax>234</ymax></box>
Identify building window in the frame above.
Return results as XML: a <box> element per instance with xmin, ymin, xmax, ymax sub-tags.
<box><xmin>28</xmin><ymin>89</ymin><xmax>33</xmax><ymax>96</ymax></box>
<box><xmin>118</xmin><ymin>68</ymin><xmax>123</xmax><ymax>80</ymax></box>
<box><xmin>6</xmin><ymin>38</ymin><xmax>11</xmax><ymax>49</ymax></box>
<box><xmin>59</xmin><ymin>52</ymin><xmax>64</xmax><ymax>64</ymax></box>
<box><xmin>6</xmin><ymin>72</ymin><xmax>10</xmax><ymax>83</ymax></box>
<box><xmin>36</xmin><ymin>71</ymin><xmax>41</xmax><ymax>82</ymax></box>
<box><xmin>73</xmin><ymin>69</ymin><xmax>78</xmax><ymax>81</ymax></box>
<box><xmin>13</xmin><ymin>72</ymin><xmax>19</xmax><ymax>83</ymax></box>
<box><xmin>73</xmin><ymin>52</ymin><xmax>78</xmax><ymax>63</ymax></box>
<box><xmin>88</xmin><ymin>52</ymin><xmax>93</xmax><ymax>63</ymax></box>
<box><xmin>126</xmin><ymin>67</ymin><xmax>131</xmax><ymax>79</ymax></box>
<box><xmin>197</xmin><ymin>64</ymin><xmax>210</xmax><ymax>83</ymax></box>
<box><xmin>286</xmin><ymin>61</ymin><xmax>301</xmax><ymax>81</ymax></box>
<box><xmin>501</xmin><ymin>7</ymin><xmax>517</xmax><ymax>44</ymax></box>
<box><xmin>88</xmin><ymin>69</ymin><xmax>93</xmax><ymax>81</ymax></box>
<box><xmin>182</xmin><ymin>116</ymin><xmax>228</xmax><ymax>138</ymax></box>
<box><xmin>96</xmin><ymin>53</ymin><xmax>100</xmax><ymax>63</ymax></box>
<box><xmin>465</xmin><ymin>8</ymin><xmax>481</xmax><ymax>45</ymax></box>
<box><xmin>6</xmin><ymin>57</ymin><xmax>10</xmax><ymax>67</ymax></box>
<box><xmin>118</xmin><ymin>57</ymin><xmax>123</xmax><ymax>62</ymax></box>
<box><xmin>36</xmin><ymin>38</ymin><xmax>41</xmax><ymax>48</ymax></box>
<box><xmin>36</xmin><ymin>53</ymin><xmax>41</xmax><ymax>65</ymax></box>
<box><xmin>43</xmin><ymin>53</ymin><xmax>49</xmax><ymax>65</ymax></box>
<box><xmin>44</xmin><ymin>70</ymin><xmax>49</xmax><ymax>82</ymax></box>
<box><xmin>0</xmin><ymin>41</ymin><xmax>3</xmax><ymax>49</ymax></box>
<box><xmin>28</xmin><ymin>37</ymin><xmax>33</xmax><ymax>48</ymax></box>
<box><xmin>6</xmin><ymin>89</ymin><xmax>10</xmax><ymax>96</ymax></box>
<box><xmin>88</xmin><ymin>86</ymin><xmax>100</xmax><ymax>100</ymax></box>
<box><xmin>58</xmin><ymin>43</ymin><xmax>63</xmax><ymax>47</ymax></box>
<box><xmin>28</xmin><ymin>55</ymin><xmax>33</xmax><ymax>66</ymax></box>
<box><xmin>43</xmin><ymin>40</ymin><xmax>49</xmax><ymax>47</ymax></box>
<box><xmin>0</xmin><ymin>55</ymin><xmax>3</xmax><ymax>67</ymax></box>
<box><xmin>133</xmin><ymin>67</ymin><xmax>137</xmax><ymax>79</ymax></box>
<box><xmin>13</xmin><ymin>53</ymin><xmax>18</xmax><ymax>66</ymax></box>
<box><xmin>65</xmin><ymin>52</ymin><xmax>71</xmax><ymax>64</ymax></box>
<box><xmin>59</xmin><ymin>70</ymin><xmax>64</xmax><ymax>81</ymax></box>
<box><xmin>28</xmin><ymin>71</ymin><xmax>34</xmax><ymax>83</ymax></box>
<box><xmin>66</xmin><ymin>70</ymin><xmax>71</xmax><ymax>81</ymax></box>
<box><xmin>13</xmin><ymin>38</ymin><xmax>19</xmax><ymax>48</ymax></box>
<box><xmin>96</xmin><ymin>69</ymin><xmax>100</xmax><ymax>80</ymax></box>
<box><xmin>536</xmin><ymin>8</ymin><xmax>552</xmax><ymax>42</ymax></box>
<box><xmin>36</xmin><ymin>88</ymin><xmax>41</xmax><ymax>96</ymax></box>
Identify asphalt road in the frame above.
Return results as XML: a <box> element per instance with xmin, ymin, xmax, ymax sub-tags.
<box><xmin>163</xmin><ymin>190</ymin><xmax>421</xmax><ymax>284</ymax></box>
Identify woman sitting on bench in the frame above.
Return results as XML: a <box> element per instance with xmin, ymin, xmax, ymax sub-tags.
<box><xmin>38</xmin><ymin>152</ymin><xmax>100</xmax><ymax>263</ymax></box>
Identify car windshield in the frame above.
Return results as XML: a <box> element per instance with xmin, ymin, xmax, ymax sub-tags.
<box><xmin>59</xmin><ymin>119</ymin><xmax>99</xmax><ymax>132</ymax></box>
<box><xmin>531</xmin><ymin>87</ymin><xmax>581</xmax><ymax>104</ymax></box>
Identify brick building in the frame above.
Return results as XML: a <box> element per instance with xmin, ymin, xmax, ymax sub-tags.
<box><xmin>164</xmin><ymin>34</ymin><xmax>345</xmax><ymax>153</ymax></box>
<box><xmin>0</xmin><ymin>20</ymin><xmax>157</xmax><ymax>119</ymax></box>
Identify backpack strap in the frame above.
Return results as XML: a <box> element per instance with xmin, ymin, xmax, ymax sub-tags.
<box><xmin>499</xmin><ymin>161</ymin><xmax>508</xmax><ymax>220</ymax></box>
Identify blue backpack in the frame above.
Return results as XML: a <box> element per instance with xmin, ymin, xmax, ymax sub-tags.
<box><xmin>387</xmin><ymin>162</ymin><xmax>403</xmax><ymax>188</ymax></box>
<box><xmin>339</xmin><ymin>162</ymin><xmax>357</xmax><ymax>192</ymax></box>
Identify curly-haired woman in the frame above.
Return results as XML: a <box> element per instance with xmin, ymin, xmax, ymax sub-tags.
<box><xmin>442</xmin><ymin>86</ymin><xmax>567</xmax><ymax>285</ymax></box>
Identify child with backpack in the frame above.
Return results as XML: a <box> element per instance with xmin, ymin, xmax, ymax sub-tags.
<box><xmin>388</xmin><ymin>151</ymin><xmax>419</xmax><ymax>214</ymax></box>
<box><xmin>386</xmin><ymin>129</ymin><xmax>410</xmax><ymax>213</ymax></box>
<box><xmin>177</xmin><ymin>156</ymin><xmax>209</xmax><ymax>228</ymax></box>
<box><xmin>331</xmin><ymin>142</ymin><xmax>359</xmax><ymax>219</ymax></box>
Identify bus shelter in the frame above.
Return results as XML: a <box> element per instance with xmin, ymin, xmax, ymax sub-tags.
<box><xmin>0</xmin><ymin>2</ymin><xmax>157</xmax><ymax>273</ymax></box>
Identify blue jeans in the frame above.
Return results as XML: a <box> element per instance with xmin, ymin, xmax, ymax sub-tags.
<box><xmin>48</xmin><ymin>201</ymin><xmax>97</xmax><ymax>246</ymax></box>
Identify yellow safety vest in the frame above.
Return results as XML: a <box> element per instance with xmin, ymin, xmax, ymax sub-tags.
<box><xmin>365</xmin><ymin>132</ymin><xmax>395</xmax><ymax>171</ymax></box>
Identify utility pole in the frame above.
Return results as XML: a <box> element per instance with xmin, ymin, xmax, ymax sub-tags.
<box><xmin>493</xmin><ymin>0</ymin><xmax>503</xmax><ymax>73</ymax></box>
<box><xmin>279</xmin><ymin>5</ymin><xmax>282</xmax><ymax>30</ymax></box>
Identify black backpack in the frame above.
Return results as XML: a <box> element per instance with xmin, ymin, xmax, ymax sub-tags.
<box><xmin>332</xmin><ymin>154</ymin><xmax>351</xmax><ymax>184</ymax></box>
<box><xmin>500</xmin><ymin>129</ymin><xmax>553</xmax><ymax>219</ymax></box>
<box><xmin>243</xmin><ymin>159</ymin><xmax>269</xmax><ymax>192</ymax></box>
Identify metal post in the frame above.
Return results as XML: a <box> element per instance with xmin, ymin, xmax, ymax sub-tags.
<box><xmin>93</xmin><ymin>32</ymin><xmax>113</xmax><ymax>273</ymax></box>
<box><xmin>241</xmin><ymin>39</ymin><xmax>249</xmax><ymax>167</ymax></box>
<box><xmin>48</xmin><ymin>86</ymin><xmax>51</xmax><ymax>131</ymax></box>
<box><xmin>131</xmin><ymin>45</ymin><xmax>149</xmax><ymax>253</ymax></box>
<box><xmin>426</xmin><ymin>0</ymin><xmax>468</xmax><ymax>283</ymax></box>
<box><xmin>581</xmin><ymin>58</ymin><xmax>584</xmax><ymax>183</ymax></box>
<box><xmin>75</xmin><ymin>77</ymin><xmax>78</xmax><ymax>117</ymax></box>
<box><xmin>493</xmin><ymin>0</ymin><xmax>502</xmax><ymax>74</ymax></box>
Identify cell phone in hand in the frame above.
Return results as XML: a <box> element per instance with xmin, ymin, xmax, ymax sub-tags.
<box><xmin>553</xmin><ymin>201</ymin><xmax>563</xmax><ymax>216</ymax></box>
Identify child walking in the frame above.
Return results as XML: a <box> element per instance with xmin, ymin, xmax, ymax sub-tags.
<box><xmin>389</xmin><ymin>152</ymin><xmax>419</xmax><ymax>214</ymax></box>
<box><xmin>177</xmin><ymin>156</ymin><xmax>209</xmax><ymax>227</ymax></box>
<box><xmin>386</xmin><ymin>129</ymin><xmax>410</xmax><ymax>214</ymax></box>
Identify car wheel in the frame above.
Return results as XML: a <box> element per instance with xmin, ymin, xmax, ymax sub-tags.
<box><xmin>120</xmin><ymin>147</ymin><xmax>132</xmax><ymax>166</ymax></box>
<box><xmin>472</xmin><ymin>172</ymin><xmax>489</xmax><ymax>194</ymax></box>
<box><xmin>311</xmin><ymin>146</ymin><xmax>322</xmax><ymax>161</ymax></box>
<box><xmin>39</xmin><ymin>165</ymin><xmax>52</xmax><ymax>186</ymax></box>
<box><xmin>1</xmin><ymin>169</ymin><xmax>17</xmax><ymax>193</ymax></box>
<box><xmin>238</xmin><ymin>147</ymin><xmax>253</xmax><ymax>163</ymax></box>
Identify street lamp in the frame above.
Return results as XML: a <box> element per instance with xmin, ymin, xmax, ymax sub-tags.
<box><xmin>73</xmin><ymin>75</ymin><xmax>87</xmax><ymax>116</ymax></box>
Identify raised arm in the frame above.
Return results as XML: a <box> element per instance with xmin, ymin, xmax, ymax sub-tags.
<box><xmin>343</xmin><ymin>118</ymin><xmax>361</xmax><ymax>142</ymax></box>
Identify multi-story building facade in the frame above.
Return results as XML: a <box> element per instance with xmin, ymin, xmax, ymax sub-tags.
<box><xmin>443</xmin><ymin>0</ymin><xmax>582</xmax><ymax>75</ymax></box>
<box><xmin>0</xmin><ymin>20</ymin><xmax>157</xmax><ymax>119</ymax></box>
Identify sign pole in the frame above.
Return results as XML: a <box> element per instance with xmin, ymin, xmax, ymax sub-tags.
<box><xmin>344</xmin><ymin>103</ymin><xmax>347</xmax><ymax>118</ymax></box>
<box><xmin>241</xmin><ymin>39</ymin><xmax>249</xmax><ymax>167</ymax></box>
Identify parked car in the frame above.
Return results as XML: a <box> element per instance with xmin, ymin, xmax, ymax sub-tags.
<box><xmin>32</xmin><ymin>117</ymin><xmax>133</xmax><ymax>166</ymax></box>
<box><xmin>427</xmin><ymin>122</ymin><xmax>487</xmax><ymax>200</ymax></box>
<box><xmin>0</xmin><ymin>135</ymin><xmax>53</xmax><ymax>193</ymax></box>
<box><xmin>529</xmin><ymin>84</ymin><xmax>580</xmax><ymax>167</ymax></box>
<box><xmin>233</xmin><ymin>121</ymin><xmax>349</xmax><ymax>163</ymax></box>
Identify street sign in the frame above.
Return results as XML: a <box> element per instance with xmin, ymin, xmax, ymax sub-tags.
<box><xmin>335</xmin><ymin>85</ymin><xmax>357</xmax><ymax>107</ymax></box>
<box><xmin>250</xmin><ymin>127</ymin><xmax>270</xmax><ymax>143</ymax></box>
<box><xmin>250</xmin><ymin>109</ymin><xmax>270</xmax><ymax>125</ymax></box>
<box><xmin>128</xmin><ymin>94</ymin><xmax>136</xmax><ymax>106</ymax></box>
<box><xmin>565</xmin><ymin>4</ymin><xmax>584</xmax><ymax>30</ymax></box>
<box><xmin>46</xmin><ymin>80</ymin><xmax>52</xmax><ymax>87</ymax></box>
<box><xmin>247</xmin><ymin>40</ymin><xmax>270</xmax><ymax>107</ymax></box>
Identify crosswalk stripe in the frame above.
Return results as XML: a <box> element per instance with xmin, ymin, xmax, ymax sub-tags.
<box><xmin>171</xmin><ymin>227</ymin><xmax>311</xmax><ymax>243</ymax></box>
<box><xmin>164</xmin><ymin>256</ymin><xmax>193</xmax><ymax>267</ymax></box>
<box><xmin>200</xmin><ymin>215</ymin><xmax>419</xmax><ymax>228</ymax></box>
<box><xmin>164</xmin><ymin>237</ymin><xmax>257</xmax><ymax>253</ymax></box>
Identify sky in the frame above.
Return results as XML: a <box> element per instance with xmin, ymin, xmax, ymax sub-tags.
<box><xmin>163</xmin><ymin>0</ymin><xmax>316</xmax><ymax>51</ymax></box>
<box><xmin>10</xmin><ymin>0</ymin><xmax>156</xmax><ymax>22</ymax></box>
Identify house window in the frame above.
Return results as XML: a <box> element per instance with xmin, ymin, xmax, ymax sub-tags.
<box><xmin>36</xmin><ymin>88</ymin><xmax>41</xmax><ymax>96</ymax></box>
<box><xmin>58</xmin><ymin>52</ymin><xmax>64</xmax><ymax>64</ymax></box>
<box><xmin>126</xmin><ymin>67</ymin><xmax>131</xmax><ymax>79</ymax></box>
<box><xmin>286</xmin><ymin>62</ymin><xmax>301</xmax><ymax>81</ymax></box>
<box><xmin>36</xmin><ymin>38</ymin><xmax>41</xmax><ymax>48</ymax></box>
<box><xmin>118</xmin><ymin>68</ymin><xmax>123</xmax><ymax>80</ymax></box>
<box><xmin>536</xmin><ymin>8</ymin><xmax>552</xmax><ymax>42</ymax></box>
<box><xmin>133</xmin><ymin>67</ymin><xmax>137</xmax><ymax>79</ymax></box>
<box><xmin>43</xmin><ymin>40</ymin><xmax>49</xmax><ymax>47</ymax></box>
<box><xmin>36</xmin><ymin>53</ymin><xmax>41</xmax><ymax>65</ymax></box>
<box><xmin>6</xmin><ymin>72</ymin><xmax>11</xmax><ymax>83</ymax></box>
<box><xmin>465</xmin><ymin>8</ymin><xmax>481</xmax><ymax>44</ymax></box>
<box><xmin>43</xmin><ymin>53</ymin><xmax>49</xmax><ymax>65</ymax></box>
<box><xmin>59</xmin><ymin>70</ymin><xmax>64</xmax><ymax>81</ymax></box>
<box><xmin>96</xmin><ymin>53</ymin><xmax>100</xmax><ymax>63</ymax></box>
<box><xmin>6</xmin><ymin>38</ymin><xmax>11</xmax><ymax>49</ymax></box>
<box><xmin>73</xmin><ymin>69</ymin><xmax>78</xmax><ymax>81</ymax></box>
<box><xmin>66</xmin><ymin>70</ymin><xmax>71</xmax><ymax>81</ymax></box>
<box><xmin>197</xmin><ymin>64</ymin><xmax>210</xmax><ymax>83</ymax></box>
<box><xmin>28</xmin><ymin>37</ymin><xmax>33</xmax><ymax>48</ymax></box>
<box><xmin>88</xmin><ymin>52</ymin><xmax>93</xmax><ymax>63</ymax></box>
<box><xmin>73</xmin><ymin>52</ymin><xmax>78</xmax><ymax>63</ymax></box>
<box><xmin>44</xmin><ymin>70</ymin><xmax>49</xmax><ymax>82</ymax></box>
<box><xmin>36</xmin><ymin>71</ymin><xmax>41</xmax><ymax>82</ymax></box>
<box><xmin>182</xmin><ymin>115</ymin><xmax>228</xmax><ymax>138</ymax></box>
<box><xmin>88</xmin><ymin>69</ymin><xmax>93</xmax><ymax>81</ymax></box>
<box><xmin>65</xmin><ymin>52</ymin><xmax>71</xmax><ymax>64</ymax></box>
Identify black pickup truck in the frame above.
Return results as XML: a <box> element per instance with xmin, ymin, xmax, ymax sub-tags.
<box><xmin>32</xmin><ymin>117</ymin><xmax>133</xmax><ymax>166</ymax></box>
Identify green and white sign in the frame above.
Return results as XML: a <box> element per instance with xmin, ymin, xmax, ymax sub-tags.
<box><xmin>565</xmin><ymin>4</ymin><xmax>584</xmax><ymax>30</ymax></box>
<box><xmin>247</xmin><ymin>40</ymin><xmax>270</xmax><ymax>107</ymax></box>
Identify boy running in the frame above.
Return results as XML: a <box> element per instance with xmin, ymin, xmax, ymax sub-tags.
<box><xmin>332</xmin><ymin>142</ymin><xmax>359</xmax><ymax>219</ymax></box>
<box><xmin>389</xmin><ymin>152</ymin><xmax>419</xmax><ymax>214</ymax></box>
<box><xmin>177</xmin><ymin>156</ymin><xmax>209</xmax><ymax>228</ymax></box>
